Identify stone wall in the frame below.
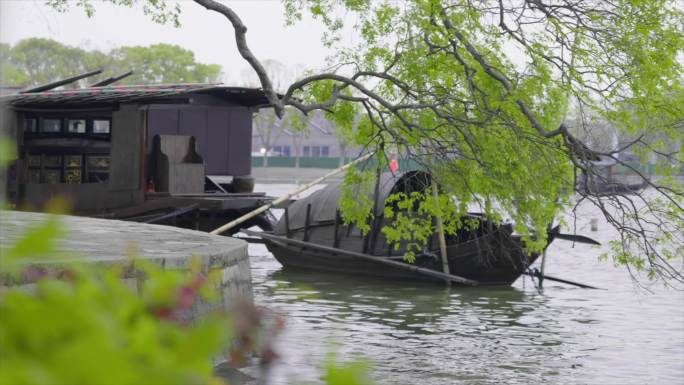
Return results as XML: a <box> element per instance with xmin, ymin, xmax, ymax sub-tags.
<box><xmin>0</xmin><ymin>210</ymin><xmax>253</xmax><ymax>318</ymax></box>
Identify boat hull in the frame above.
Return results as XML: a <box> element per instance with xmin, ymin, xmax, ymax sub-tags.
<box><xmin>264</xmin><ymin>225</ymin><xmax>541</xmax><ymax>286</ymax></box>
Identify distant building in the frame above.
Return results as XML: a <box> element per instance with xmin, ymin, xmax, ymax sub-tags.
<box><xmin>565</xmin><ymin>117</ymin><xmax>683</xmax><ymax>183</ymax></box>
<box><xmin>0</xmin><ymin>86</ymin><xmax>22</xmax><ymax>96</ymax></box>
<box><xmin>251</xmin><ymin>110</ymin><xmax>354</xmax><ymax>163</ymax></box>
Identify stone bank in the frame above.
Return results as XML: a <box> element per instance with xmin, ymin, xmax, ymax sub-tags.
<box><xmin>0</xmin><ymin>210</ymin><xmax>252</xmax><ymax>312</ymax></box>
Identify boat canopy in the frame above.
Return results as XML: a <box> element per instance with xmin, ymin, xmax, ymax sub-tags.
<box><xmin>281</xmin><ymin>170</ymin><xmax>432</xmax><ymax>231</ymax></box>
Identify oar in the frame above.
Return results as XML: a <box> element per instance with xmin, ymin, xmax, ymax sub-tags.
<box><xmin>142</xmin><ymin>204</ymin><xmax>198</xmax><ymax>224</ymax></box>
<box><xmin>547</xmin><ymin>225</ymin><xmax>601</xmax><ymax>246</ymax></box>
<box><xmin>240</xmin><ymin>229</ymin><xmax>479</xmax><ymax>286</ymax></box>
<box><xmin>523</xmin><ymin>270</ymin><xmax>601</xmax><ymax>289</ymax></box>
<box><xmin>209</xmin><ymin>152</ymin><xmax>374</xmax><ymax>235</ymax></box>
<box><xmin>233</xmin><ymin>236</ymin><xmax>267</xmax><ymax>244</ymax></box>
<box><xmin>552</xmin><ymin>233</ymin><xmax>601</xmax><ymax>245</ymax></box>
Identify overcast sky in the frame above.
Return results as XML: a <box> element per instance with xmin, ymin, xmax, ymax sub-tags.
<box><xmin>0</xmin><ymin>0</ymin><xmax>334</xmax><ymax>84</ymax></box>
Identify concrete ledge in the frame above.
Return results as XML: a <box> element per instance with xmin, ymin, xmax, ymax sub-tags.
<box><xmin>0</xmin><ymin>209</ymin><xmax>253</xmax><ymax>310</ymax></box>
<box><xmin>1</xmin><ymin>210</ymin><xmax>245</xmax><ymax>266</ymax></box>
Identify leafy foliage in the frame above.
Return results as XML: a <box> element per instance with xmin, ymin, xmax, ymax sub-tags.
<box><xmin>45</xmin><ymin>0</ymin><xmax>182</xmax><ymax>27</ymax></box>
<box><xmin>0</xmin><ymin>211</ymin><xmax>375</xmax><ymax>384</ymax></box>
<box><xmin>2</xmin><ymin>38</ymin><xmax>95</xmax><ymax>87</ymax></box>
<box><xmin>0</xmin><ymin>137</ymin><xmax>17</xmax><ymax>170</ymax></box>
<box><xmin>0</xmin><ymin>43</ymin><xmax>28</xmax><ymax>86</ymax></box>
<box><xmin>339</xmin><ymin>167</ymin><xmax>375</xmax><ymax>234</ymax></box>
<box><xmin>279</xmin><ymin>0</ymin><xmax>683</xmax><ymax>280</ymax></box>
<box><xmin>0</xmin><ymin>136</ymin><xmax>373</xmax><ymax>383</ymax></box>
<box><xmin>1</xmin><ymin>38</ymin><xmax>221</xmax><ymax>87</ymax></box>
<box><xmin>0</xmin><ymin>215</ymin><xmax>231</xmax><ymax>385</ymax></box>
<box><xmin>323</xmin><ymin>352</ymin><xmax>373</xmax><ymax>385</ymax></box>
<box><xmin>109</xmin><ymin>43</ymin><xmax>222</xmax><ymax>84</ymax></box>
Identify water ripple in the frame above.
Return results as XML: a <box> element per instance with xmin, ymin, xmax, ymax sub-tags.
<box><xmin>248</xmin><ymin>186</ymin><xmax>684</xmax><ymax>385</ymax></box>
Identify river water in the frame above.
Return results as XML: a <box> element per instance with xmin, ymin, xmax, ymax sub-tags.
<box><xmin>247</xmin><ymin>184</ymin><xmax>684</xmax><ymax>385</ymax></box>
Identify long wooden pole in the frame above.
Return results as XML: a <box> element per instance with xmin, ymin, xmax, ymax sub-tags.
<box><xmin>210</xmin><ymin>152</ymin><xmax>374</xmax><ymax>235</ymax></box>
<box><xmin>523</xmin><ymin>271</ymin><xmax>600</xmax><ymax>289</ymax></box>
<box><xmin>538</xmin><ymin>249</ymin><xmax>548</xmax><ymax>288</ymax></box>
<box><xmin>365</xmin><ymin>161</ymin><xmax>383</xmax><ymax>254</ymax></box>
<box><xmin>431</xmin><ymin>180</ymin><xmax>451</xmax><ymax>278</ymax></box>
<box><xmin>241</xmin><ymin>229</ymin><xmax>478</xmax><ymax>286</ymax></box>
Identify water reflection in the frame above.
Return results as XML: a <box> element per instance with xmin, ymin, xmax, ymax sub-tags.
<box><xmin>255</xmin><ymin>263</ymin><xmax>585</xmax><ymax>384</ymax></box>
<box><xmin>268</xmin><ymin>268</ymin><xmax>549</xmax><ymax>332</ymax></box>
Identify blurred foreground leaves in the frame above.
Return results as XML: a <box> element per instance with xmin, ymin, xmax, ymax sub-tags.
<box><xmin>0</xmin><ymin>214</ymin><xmax>230</xmax><ymax>385</ymax></box>
<box><xmin>0</xmin><ymin>213</ymin><xmax>372</xmax><ymax>384</ymax></box>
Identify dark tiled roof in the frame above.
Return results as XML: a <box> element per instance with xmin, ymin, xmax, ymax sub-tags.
<box><xmin>1</xmin><ymin>83</ymin><xmax>271</xmax><ymax>107</ymax></box>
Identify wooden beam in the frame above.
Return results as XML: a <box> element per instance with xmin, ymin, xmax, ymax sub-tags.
<box><xmin>209</xmin><ymin>152</ymin><xmax>373</xmax><ymax>235</ymax></box>
<box><xmin>241</xmin><ymin>229</ymin><xmax>478</xmax><ymax>286</ymax></box>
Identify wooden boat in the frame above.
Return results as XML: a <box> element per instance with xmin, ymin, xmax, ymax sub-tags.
<box><xmin>576</xmin><ymin>156</ymin><xmax>649</xmax><ymax>195</ymax></box>
<box><xmin>578</xmin><ymin>177</ymin><xmax>649</xmax><ymax>195</ymax></box>
<box><xmin>257</xmin><ymin>171</ymin><xmax>599</xmax><ymax>286</ymax></box>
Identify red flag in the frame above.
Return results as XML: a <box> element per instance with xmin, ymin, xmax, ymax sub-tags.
<box><xmin>389</xmin><ymin>158</ymin><xmax>399</xmax><ymax>172</ymax></box>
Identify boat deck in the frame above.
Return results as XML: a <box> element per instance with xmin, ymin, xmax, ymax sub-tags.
<box><xmin>87</xmin><ymin>192</ymin><xmax>291</xmax><ymax>220</ymax></box>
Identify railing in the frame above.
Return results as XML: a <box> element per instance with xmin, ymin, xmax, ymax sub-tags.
<box><xmin>251</xmin><ymin>156</ymin><xmax>423</xmax><ymax>170</ymax></box>
<box><xmin>251</xmin><ymin>157</ymin><xmax>684</xmax><ymax>177</ymax></box>
<box><xmin>615</xmin><ymin>161</ymin><xmax>684</xmax><ymax>176</ymax></box>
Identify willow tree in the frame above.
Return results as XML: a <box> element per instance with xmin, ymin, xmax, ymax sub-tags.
<box><xmin>51</xmin><ymin>0</ymin><xmax>683</xmax><ymax>284</ymax></box>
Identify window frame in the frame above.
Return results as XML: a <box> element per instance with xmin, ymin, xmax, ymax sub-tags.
<box><xmin>66</xmin><ymin>118</ymin><xmax>87</xmax><ymax>134</ymax></box>
<box><xmin>23</xmin><ymin>115</ymin><xmax>112</xmax><ymax>139</ymax></box>
<box><xmin>21</xmin><ymin>112</ymin><xmax>113</xmax><ymax>185</ymax></box>
<box><xmin>23</xmin><ymin>118</ymin><xmax>38</xmax><ymax>133</ymax></box>
<box><xmin>41</xmin><ymin>118</ymin><xmax>63</xmax><ymax>134</ymax></box>
<box><xmin>91</xmin><ymin>118</ymin><xmax>112</xmax><ymax>135</ymax></box>
<box><xmin>25</xmin><ymin>151</ymin><xmax>110</xmax><ymax>185</ymax></box>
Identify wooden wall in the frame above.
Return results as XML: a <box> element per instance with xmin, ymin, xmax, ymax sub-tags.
<box><xmin>146</xmin><ymin>102</ymin><xmax>253</xmax><ymax>176</ymax></box>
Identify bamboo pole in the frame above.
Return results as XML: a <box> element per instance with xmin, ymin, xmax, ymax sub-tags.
<box><xmin>303</xmin><ymin>203</ymin><xmax>312</xmax><ymax>242</ymax></box>
<box><xmin>333</xmin><ymin>209</ymin><xmax>341</xmax><ymax>248</ymax></box>
<box><xmin>209</xmin><ymin>152</ymin><xmax>374</xmax><ymax>235</ymax></box>
<box><xmin>431</xmin><ymin>180</ymin><xmax>451</xmax><ymax>278</ymax></box>
<box><xmin>241</xmin><ymin>229</ymin><xmax>478</xmax><ymax>285</ymax></box>
<box><xmin>538</xmin><ymin>226</ymin><xmax>552</xmax><ymax>288</ymax></box>
<box><xmin>365</xmin><ymin>161</ymin><xmax>383</xmax><ymax>254</ymax></box>
<box><xmin>523</xmin><ymin>271</ymin><xmax>600</xmax><ymax>289</ymax></box>
<box><xmin>538</xmin><ymin>249</ymin><xmax>548</xmax><ymax>288</ymax></box>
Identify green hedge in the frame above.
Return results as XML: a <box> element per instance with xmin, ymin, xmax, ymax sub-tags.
<box><xmin>252</xmin><ymin>156</ymin><xmax>341</xmax><ymax>168</ymax></box>
<box><xmin>300</xmin><ymin>157</ymin><xmax>342</xmax><ymax>168</ymax></box>
<box><xmin>251</xmin><ymin>156</ymin><xmax>297</xmax><ymax>167</ymax></box>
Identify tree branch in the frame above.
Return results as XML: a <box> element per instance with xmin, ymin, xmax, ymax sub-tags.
<box><xmin>193</xmin><ymin>0</ymin><xmax>284</xmax><ymax>117</ymax></box>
